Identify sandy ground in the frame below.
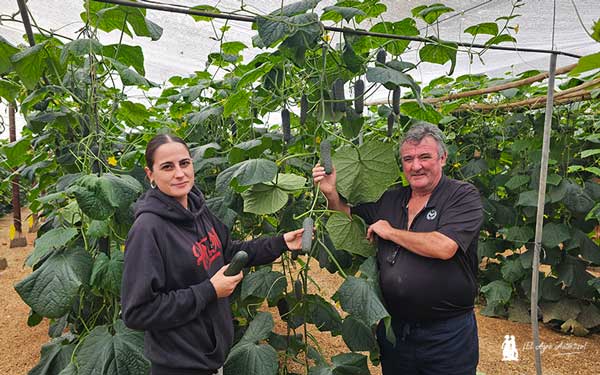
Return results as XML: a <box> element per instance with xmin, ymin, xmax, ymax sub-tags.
<box><xmin>1</xmin><ymin>211</ymin><xmax>599</xmax><ymax>375</ymax></box>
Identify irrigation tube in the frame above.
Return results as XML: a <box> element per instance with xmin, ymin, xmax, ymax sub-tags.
<box><xmin>93</xmin><ymin>0</ymin><xmax>582</xmax><ymax>59</ymax></box>
<box><xmin>530</xmin><ymin>52</ymin><xmax>557</xmax><ymax>375</ymax></box>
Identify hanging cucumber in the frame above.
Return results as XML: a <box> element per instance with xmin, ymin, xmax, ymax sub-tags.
<box><xmin>320</xmin><ymin>139</ymin><xmax>333</xmax><ymax>175</ymax></box>
<box><xmin>302</xmin><ymin>217</ymin><xmax>314</xmax><ymax>254</ymax></box>
<box><xmin>332</xmin><ymin>79</ymin><xmax>346</xmax><ymax>113</ymax></box>
<box><xmin>294</xmin><ymin>279</ymin><xmax>303</xmax><ymax>300</ymax></box>
<box><xmin>224</xmin><ymin>251</ymin><xmax>248</xmax><ymax>276</ymax></box>
<box><xmin>300</xmin><ymin>94</ymin><xmax>308</xmax><ymax>126</ymax></box>
<box><xmin>277</xmin><ymin>298</ymin><xmax>290</xmax><ymax>321</ymax></box>
<box><xmin>376</xmin><ymin>49</ymin><xmax>387</xmax><ymax>64</ymax></box>
<box><xmin>387</xmin><ymin>113</ymin><xmax>395</xmax><ymax>137</ymax></box>
<box><xmin>392</xmin><ymin>88</ymin><xmax>400</xmax><ymax>115</ymax></box>
<box><xmin>282</xmin><ymin>108</ymin><xmax>291</xmax><ymax>142</ymax></box>
<box><xmin>354</xmin><ymin>79</ymin><xmax>364</xmax><ymax>115</ymax></box>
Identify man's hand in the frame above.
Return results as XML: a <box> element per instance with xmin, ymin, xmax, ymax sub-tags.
<box><xmin>367</xmin><ymin>220</ymin><xmax>395</xmax><ymax>242</ymax></box>
<box><xmin>210</xmin><ymin>265</ymin><xmax>243</xmax><ymax>298</ymax></box>
<box><xmin>283</xmin><ymin>228</ymin><xmax>305</xmax><ymax>250</ymax></box>
<box><xmin>312</xmin><ymin>163</ymin><xmax>337</xmax><ymax>196</ymax></box>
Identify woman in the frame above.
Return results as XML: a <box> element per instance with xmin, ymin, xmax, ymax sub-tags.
<box><xmin>121</xmin><ymin>134</ymin><xmax>304</xmax><ymax>375</ymax></box>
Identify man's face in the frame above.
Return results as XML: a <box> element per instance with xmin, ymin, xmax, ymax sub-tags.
<box><xmin>400</xmin><ymin>136</ymin><xmax>446</xmax><ymax>194</ymax></box>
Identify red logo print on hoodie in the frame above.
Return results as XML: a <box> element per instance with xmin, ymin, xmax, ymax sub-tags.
<box><xmin>191</xmin><ymin>227</ymin><xmax>223</xmax><ymax>270</ymax></box>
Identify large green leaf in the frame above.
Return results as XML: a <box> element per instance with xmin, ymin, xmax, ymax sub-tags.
<box><xmin>310</xmin><ymin>353</ymin><xmax>370</xmax><ymax>375</ymax></box>
<box><xmin>369</xmin><ymin>19</ymin><xmax>419</xmax><ymax>55</ymax></box>
<box><xmin>102</xmin><ymin>44</ymin><xmax>145</xmax><ymax>75</ymax></box>
<box><xmin>578</xmin><ymin>303</ymin><xmax>600</xmax><ymax>330</ymax></box>
<box><xmin>216</xmin><ymin>159</ymin><xmax>278</xmax><ymax>192</ymax></box>
<box><xmin>255</xmin><ymin>1</ymin><xmax>320</xmax><ymax>47</ymax></box>
<box><xmin>187</xmin><ymin>105</ymin><xmax>224</xmax><ymax>127</ymax></box>
<box><xmin>485</xmin><ymin>34</ymin><xmax>517</xmax><ymax>46</ymax></box>
<box><xmin>224</xmin><ymin>312</ymin><xmax>278</xmax><ymax>375</ymax></box>
<box><xmin>332</xmin><ymin>140</ymin><xmax>399</xmax><ymax>204</ymax></box>
<box><xmin>15</xmin><ymin>247</ymin><xmax>92</xmax><ymax>318</ymax></box>
<box><xmin>464</xmin><ymin>22</ymin><xmax>499</xmax><ymax>36</ymax></box>
<box><xmin>242</xmin><ymin>173</ymin><xmax>306</xmax><ymax>215</ymax></box>
<box><xmin>237</xmin><ymin>62</ymin><xmax>274</xmax><ymax>88</ymax></box>
<box><xmin>341</xmin><ymin>316</ymin><xmax>378</xmax><ymax>352</ymax></box>
<box><xmin>90</xmin><ymin>250</ymin><xmax>123</xmax><ymax>296</ymax></box>
<box><xmin>503</xmin><ymin>226</ymin><xmax>534</xmax><ymax>245</ymax></box>
<box><xmin>336</xmin><ymin>276</ymin><xmax>389</xmax><ymax>326</ymax></box>
<box><xmin>10</xmin><ymin>42</ymin><xmax>47</xmax><ymax>90</ymax></box>
<box><xmin>419</xmin><ymin>42</ymin><xmax>457</xmax><ymax>75</ymax></box>
<box><xmin>541</xmin><ymin>223</ymin><xmax>570</xmax><ymax>248</ymax></box>
<box><xmin>26</xmin><ymin>227</ymin><xmax>79</xmax><ymax>267</ymax></box>
<box><xmin>480</xmin><ymin>280</ymin><xmax>512</xmax><ymax>304</ymax></box>
<box><xmin>304</xmin><ymin>294</ymin><xmax>343</xmax><ymax>334</ymax></box>
<box><xmin>366</xmin><ymin>66</ymin><xmax>421</xmax><ymax>99</ymax></box>
<box><xmin>60</xmin><ymin>38</ymin><xmax>103</xmax><ymax>64</ymax></box>
<box><xmin>0</xmin><ymin>79</ymin><xmax>21</xmax><ymax>102</ymax></box>
<box><xmin>570</xmin><ymin>229</ymin><xmax>600</xmax><ymax>264</ymax></box>
<box><xmin>82</xmin><ymin>1</ymin><xmax>162</xmax><ymax>40</ymax></box>
<box><xmin>69</xmin><ymin>175</ymin><xmax>114</xmax><ymax>220</ymax></box>
<box><xmin>326</xmin><ymin>213</ymin><xmax>375</xmax><ymax>257</ymax></box>
<box><xmin>279</xmin><ymin>13</ymin><xmax>322</xmax><ymax>65</ymax></box>
<box><xmin>29</xmin><ymin>337</ymin><xmax>75</xmax><ymax>375</ymax></box>
<box><xmin>569</xmin><ymin>52</ymin><xmax>600</xmax><ymax>76</ymax></box>
<box><xmin>321</xmin><ymin>6</ymin><xmax>366</xmax><ymax>22</ymax></box>
<box><xmin>505</xmin><ymin>175</ymin><xmax>530</xmax><ymax>190</ymax></box>
<box><xmin>540</xmin><ymin>299</ymin><xmax>581</xmax><ymax>323</ymax></box>
<box><xmin>2</xmin><ymin>138</ymin><xmax>31</xmax><ymax>168</ymax></box>
<box><xmin>500</xmin><ymin>258</ymin><xmax>525</xmax><ymax>283</ymax></box>
<box><xmin>75</xmin><ymin>320</ymin><xmax>148</xmax><ymax>375</ymax></box>
<box><xmin>241</xmin><ymin>268</ymin><xmax>286</xmax><ymax>301</ymax></box>
<box><xmin>107</xmin><ymin>58</ymin><xmax>157</xmax><ymax>87</ymax></box>
<box><xmin>240</xmin><ymin>311</ymin><xmax>274</xmax><ymax>343</ymax></box>
<box><xmin>101</xmin><ymin>173</ymin><xmax>143</xmax><ymax>209</ymax></box>
<box><xmin>556</xmin><ymin>255</ymin><xmax>595</xmax><ymax>299</ymax></box>
<box><xmin>0</xmin><ymin>36</ymin><xmax>19</xmax><ymax>74</ymax></box>
<box><xmin>563</xmin><ymin>181</ymin><xmax>595</xmax><ymax>214</ymax></box>
<box><xmin>400</xmin><ymin>102</ymin><xmax>443</xmax><ymax>123</ymax></box>
<box><xmin>412</xmin><ymin>4</ymin><xmax>454</xmax><ymax>24</ymax></box>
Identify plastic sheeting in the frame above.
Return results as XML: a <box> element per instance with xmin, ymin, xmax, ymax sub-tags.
<box><xmin>1</xmin><ymin>0</ymin><xmax>598</xmax><ymax>137</ymax></box>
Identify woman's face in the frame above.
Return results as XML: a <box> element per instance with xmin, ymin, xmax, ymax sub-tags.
<box><xmin>145</xmin><ymin>142</ymin><xmax>194</xmax><ymax>208</ymax></box>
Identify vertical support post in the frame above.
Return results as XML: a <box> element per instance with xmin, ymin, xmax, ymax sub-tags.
<box><xmin>530</xmin><ymin>52</ymin><xmax>557</xmax><ymax>375</ymax></box>
<box><xmin>9</xmin><ymin>103</ymin><xmax>26</xmax><ymax>247</ymax></box>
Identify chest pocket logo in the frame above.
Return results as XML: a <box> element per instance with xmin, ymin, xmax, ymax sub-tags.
<box><xmin>426</xmin><ymin>209</ymin><xmax>437</xmax><ymax>220</ymax></box>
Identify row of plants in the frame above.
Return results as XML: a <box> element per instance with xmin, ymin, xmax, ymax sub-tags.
<box><xmin>1</xmin><ymin>0</ymin><xmax>599</xmax><ymax>374</ymax></box>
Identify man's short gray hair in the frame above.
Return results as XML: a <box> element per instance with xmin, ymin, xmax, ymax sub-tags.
<box><xmin>400</xmin><ymin>122</ymin><xmax>447</xmax><ymax>157</ymax></box>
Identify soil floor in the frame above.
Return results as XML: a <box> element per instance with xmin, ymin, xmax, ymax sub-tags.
<box><xmin>1</xmin><ymin>211</ymin><xmax>599</xmax><ymax>375</ymax></box>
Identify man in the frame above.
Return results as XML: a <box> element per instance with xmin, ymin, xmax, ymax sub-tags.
<box><xmin>313</xmin><ymin>122</ymin><xmax>483</xmax><ymax>374</ymax></box>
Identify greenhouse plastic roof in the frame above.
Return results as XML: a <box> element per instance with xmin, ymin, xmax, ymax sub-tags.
<box><xmin>1</xmin><ymin>0</ymin><xmax>599</xmax><ymax>137</ymax></box>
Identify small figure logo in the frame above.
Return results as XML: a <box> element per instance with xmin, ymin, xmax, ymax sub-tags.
<box><xmin>426</xmin><ymin>209</ymin><xmax>437</xmax><ymax>220</ymax></box>
<box><xmin>502</xmin><ymin>335</ymin><xmax>519</xmax><ymax>361</ymax></box>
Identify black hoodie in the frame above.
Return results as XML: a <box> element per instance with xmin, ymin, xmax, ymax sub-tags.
<box><xmin>121</xmin><ymin>186</ymin><xmax>288</xmax><ymax>374</ymax></box>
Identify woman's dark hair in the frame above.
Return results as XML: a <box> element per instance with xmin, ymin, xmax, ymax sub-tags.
<box><xmin>145</xmin><ymin>134</ymin><xmax>190</xmax><ymax>171</ymax></box>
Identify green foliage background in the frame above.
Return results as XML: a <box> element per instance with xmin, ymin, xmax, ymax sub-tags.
<box><xmin>1</xmin><ymin>0</ymin><xmax>600</xmax><ymax>374</ymax></box>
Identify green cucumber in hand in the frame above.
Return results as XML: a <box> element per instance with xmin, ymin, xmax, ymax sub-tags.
<box><xmin>224</xmin><ymin>251</ymin><xmax>248</xmax><ymax>276</ymax></box>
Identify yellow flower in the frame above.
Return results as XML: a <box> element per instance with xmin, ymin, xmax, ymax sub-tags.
<box><xmin>323</xmin><ymin>34</ymin><xmax>332</xmax><ymax>42</ymax></box>
<box><xmin>316</xmin><ymin>136</ymin><xmax>321</xmax><ymax>144</ymax></box>
<box><xmin>107</xmin><ymin>156</ymin><xmax>118</xmax><ymax>167</ymax></box>
<box><xmin>514</xmin><ymin>24</ymin><xmax>519</xmax><ymax>34</ymax></box>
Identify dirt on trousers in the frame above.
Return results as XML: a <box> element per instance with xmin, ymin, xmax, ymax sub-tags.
<box><xmin>1</xmin><ymin>211</ymin><xmax>599</xmax><ymax>375</ymax></box>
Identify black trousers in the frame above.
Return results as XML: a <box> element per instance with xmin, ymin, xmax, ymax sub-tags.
<box><xmin>376</xmin><ymin>311</ymin><xmax>479</xmax><ymax>375</ymax></box>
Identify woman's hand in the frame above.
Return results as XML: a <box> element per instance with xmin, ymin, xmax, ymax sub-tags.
<box><xmin>210</xmin><ymin>265</ymin><xmax>243</xmax><ymax>298</ymax></box>
<box><xmin>283</xmin><ymin>228</ymin><xmax>305</xmax><ymax>250</ymax></box>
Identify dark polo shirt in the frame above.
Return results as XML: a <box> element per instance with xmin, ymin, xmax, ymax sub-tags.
<box><xmin>351</xmin><ymin>175</ymin><xmax>483</xmax><ymax>321</ymax></box>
